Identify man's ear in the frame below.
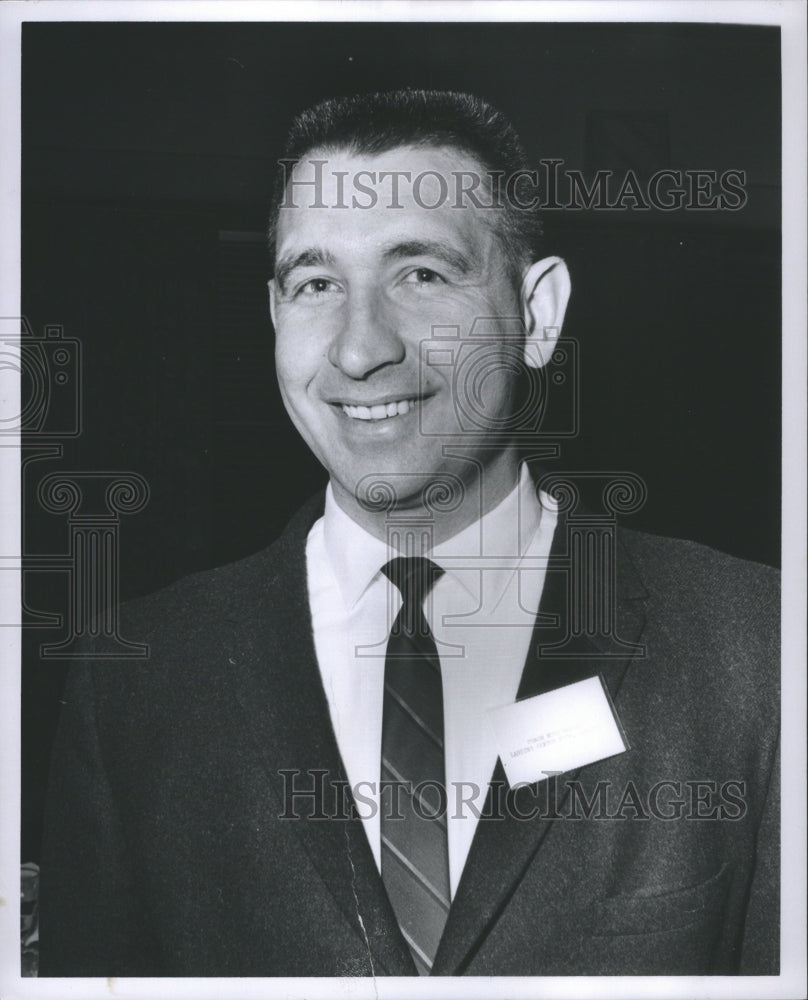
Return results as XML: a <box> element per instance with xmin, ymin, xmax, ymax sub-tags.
<box><xmin>520</xmin><ymin>256</ymin><xmax>571</xmax><ymax>369</ymax></box>
<box><xmin>267</xmin><ymin>279</ymin><xmax>277</xmax><ymax>327</ymax></box>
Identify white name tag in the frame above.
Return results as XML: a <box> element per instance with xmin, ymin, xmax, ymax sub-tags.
<box><xmin>489</xmin><ymin>676</ymin><xmax>629</xmax><ymax>787</ymax></box>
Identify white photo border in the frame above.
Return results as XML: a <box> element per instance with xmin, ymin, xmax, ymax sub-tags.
<box><xmin>1</xmin><ymin>3</ymin><xmax>805</xmax><ymax>999</ymax></box>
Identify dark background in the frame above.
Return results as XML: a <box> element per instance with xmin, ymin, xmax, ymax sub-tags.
<box><xmin>20</xmin><ymin>21</ymin><xmax>781</xmax><ymax>861</ymax></box>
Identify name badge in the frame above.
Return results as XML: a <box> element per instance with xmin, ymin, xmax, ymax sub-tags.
<box><xmin>488</xmin><ymin>675</ymin><xmax>629</xmax><ymax>787</ymax></box>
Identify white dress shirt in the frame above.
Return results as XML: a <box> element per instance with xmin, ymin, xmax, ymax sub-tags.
<box><xmin>306</xmin><ymin>464</ymin><xmax>557</xmax><ymax>898</ymax></box>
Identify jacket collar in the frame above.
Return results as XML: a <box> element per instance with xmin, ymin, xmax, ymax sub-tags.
<box><xmin>227</xmin><ymin>491</ymin><xmax>417</xmax><ymax>974</ymax></box>
<box><xmin>230</xmin><ymin>476</ymin><xmax>649</xmax><ymax>976</ymax></box>
<box><xmin>432</xmin><ymin>486</ymin><xmax>648</xmax><ymax>974</ymax></box>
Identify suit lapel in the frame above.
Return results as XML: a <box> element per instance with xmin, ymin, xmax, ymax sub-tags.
<box><xmin>228</xmin><ymin>496</ymin><xmax>416</xmax><ymax>975</ymax></box>
<box><xmin>433</xmin><ymin>508</ymin><xmax>648</xmax><ymax>975</ymax></box>
<box><xmin>222</xmin><ymin>487</ymin><xmax>649</xmax><ymax>977</ymax></box>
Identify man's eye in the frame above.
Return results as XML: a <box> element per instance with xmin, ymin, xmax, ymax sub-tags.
<box><xmin>404</xmin><ymin>267</ymin><xmax>445</xmax><ymax>287</ymax></box>
<box><xmin>297</xmin><ymin>277</ymin><xmax>338</xmax><ymax>297</ymax></box>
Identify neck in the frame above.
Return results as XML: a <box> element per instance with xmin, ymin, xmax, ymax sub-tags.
<box><xmin>331</xmin><ymin>448</ymin><xmax>523</xmax><ymax>548</ymax></box>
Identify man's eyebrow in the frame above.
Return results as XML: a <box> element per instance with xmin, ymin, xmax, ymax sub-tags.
<box><xmin>381</xmin><ymin>239</ymin><xmax>473</xmax><ymax>274</ymax></box>
<box><xmin>274</xmin><ymin>247</ymin><xmax>336</xmax><ymax>292</ymax></box>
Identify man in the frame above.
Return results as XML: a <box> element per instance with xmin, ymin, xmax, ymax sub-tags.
<box><xmin>39</xmin><ymin>90</ymin><xmax>779</xmax><ymax>977</ymax></box>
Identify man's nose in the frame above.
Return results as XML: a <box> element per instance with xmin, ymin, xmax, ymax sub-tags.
<box><xmin>327</xmin><ymin>290</ymin><xmax>405</xmax><ymax>379</ymax></box>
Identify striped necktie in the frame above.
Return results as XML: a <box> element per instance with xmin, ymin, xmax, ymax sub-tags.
<box><xmin>380</xmin><ymin>556</ymin><xmax>449</xmax><ymax>976</ymax></box>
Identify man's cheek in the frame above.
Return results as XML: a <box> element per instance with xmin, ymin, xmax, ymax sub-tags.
<box><xmin>275</xmin><ymin>337</ymin><xmax>317</xmax><ymax>381</ymax></box>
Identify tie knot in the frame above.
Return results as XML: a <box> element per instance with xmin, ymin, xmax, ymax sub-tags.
<box><xmin>382</xmin><ymin>557</ymin><xmax>443</xmax><ymax>606</ymax></box>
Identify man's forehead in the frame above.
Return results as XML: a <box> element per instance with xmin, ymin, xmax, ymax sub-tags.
<box><xmin>286</xmin><ymin>142</ymin><xmax>484</xmax><ymax>189</ymax></box>
<box><xmin>274</xmin><ymin>143</ymin><xmax>497</xmax><ymax>260</ymax></box>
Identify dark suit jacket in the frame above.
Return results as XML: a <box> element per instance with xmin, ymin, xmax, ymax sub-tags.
<box><xmin>39</xmin><ymin>492</ymin><xmax>779</xmax><ymax>977</ymax></box>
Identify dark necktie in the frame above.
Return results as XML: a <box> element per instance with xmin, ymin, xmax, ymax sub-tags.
<box><xmin>380</xmin><ymin>556</ymin><xmax>450</xmax><ymax>976</ymax></box>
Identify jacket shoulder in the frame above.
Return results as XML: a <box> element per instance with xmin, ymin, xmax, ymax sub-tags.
<box><xmin>619</xmin><ymin>526</ymin><xmax>779</xmax><ymax>616</ymax></box>
<box><xmin>617</xmin><ymin>526</ymin><xmax>780</xmax><ymax>710</ymax></box>
<box><xmin>64</xmin><ymin>491</ymin><xmax>324</xmax><ymax>707</ymax></box>
<box><xmin>119</xmin><ymin>490</ymin><xmax>325</xmax><ymax>643</ymax></box>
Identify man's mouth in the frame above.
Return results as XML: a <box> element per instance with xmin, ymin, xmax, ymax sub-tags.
<box><xmin>339</xmin><ymin>397</ymin><xmax>420</xmax><ymax>421</ymax></box>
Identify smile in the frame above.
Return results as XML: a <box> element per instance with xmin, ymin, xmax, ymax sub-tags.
<box><xmin>340</xmin><ymin>397</ymin><xmax>419</xmax><ymax>421</ymax></box>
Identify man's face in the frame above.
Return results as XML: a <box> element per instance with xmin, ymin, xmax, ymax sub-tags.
<box><xmin>269</xmin><ymin>145</ymin><xmax>527</xmax><ymax>523</ymax></box>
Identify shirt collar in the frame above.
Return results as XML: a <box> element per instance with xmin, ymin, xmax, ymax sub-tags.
<box><xmin>431</xmin><ymin>462</ymin><xmax>544</xmax><ymax>599</ymax></box>
<box><xmin>322</xmin><ymin>464</ymin><xmax>545</xmax><ymax>610</ymax></box>
<box><xmin>321</xmin><ymin>483</ymin><xmax>391</xmax><ymax>610</ymax></box>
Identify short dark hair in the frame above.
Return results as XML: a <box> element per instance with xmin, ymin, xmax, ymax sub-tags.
<box><xmin>267</xmin><ymin>89</ymin><xmax>544</xmax><ymax>282</ymax></box>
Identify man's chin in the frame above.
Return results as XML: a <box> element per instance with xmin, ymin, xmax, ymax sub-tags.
<box><xmin>329</xmin><ymin>464</ymin><xmax>467</xmax><ymax>518</ymax></box>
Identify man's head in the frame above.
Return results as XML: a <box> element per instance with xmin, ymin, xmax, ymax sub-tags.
<box><xmin>267</xmin><ymin>90</ymin><xmax>545</xmax><ymax>286</ymax></box>
<box><xmin>268</xmin><ymin>90</ymin><xmax>570</xmax><ymax>540</ymax></box>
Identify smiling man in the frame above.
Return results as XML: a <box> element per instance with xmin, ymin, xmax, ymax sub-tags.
<box><xmin>269</xmin><ymin>140</ymin><xmax>569</xmax><ymax>542</ymax></box>
<box><xmin>39</xmin><ymin>90</ymin><xmax>779</xmax><ymax>979</ymax></box>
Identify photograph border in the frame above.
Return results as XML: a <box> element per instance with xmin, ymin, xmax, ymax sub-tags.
<box><xmin>2</xmin><ymin>2</ymin><xmax>805</xmax><ymax>998</ymax></box>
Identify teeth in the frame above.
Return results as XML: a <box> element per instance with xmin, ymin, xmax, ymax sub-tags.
<box><xmin>341</xmin><ymin>398</ymin><xmax>415</xmax><ymax>420</ymax></box>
